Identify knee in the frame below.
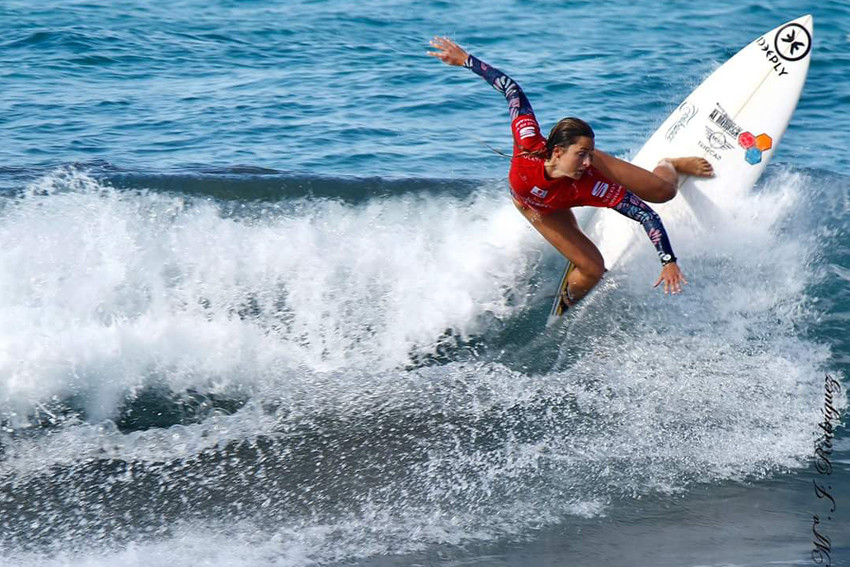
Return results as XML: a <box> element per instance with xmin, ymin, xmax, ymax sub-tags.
<box><xmin>576</xmin><ymin>260</ymin><xmax>606</xmax><ymax>283</ymax></box>
<box><xmin>654</xmin><ymin>181</ymin><xmax>677</xmax><ymax>203</ymax></box>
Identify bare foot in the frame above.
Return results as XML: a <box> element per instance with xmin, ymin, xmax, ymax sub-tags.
<box><xmin>669</xmin><ymin>157</ymin><xmax>714</xmax><ymax>178</ymax></box>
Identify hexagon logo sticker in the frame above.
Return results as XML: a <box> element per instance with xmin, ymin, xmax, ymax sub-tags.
<box><xmin>739</xmin><ymin>132</ymin><xmax>756</xmax><ymax>149</ymax></box>
<box><xmin>745</xmin><ymin>147</ymin><xmax>763</xmax><ymax>165</ymax></box>
<box><xmin>755</xmin><ymin>133</ymin><xmax>773</xmax><ymax>152</ymax></box>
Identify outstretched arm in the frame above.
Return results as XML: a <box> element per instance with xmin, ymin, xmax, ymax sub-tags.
<box><xmin>613</xmin><ymin>192</ymin><xmax>687</xmax><ymax>294</ymax></box>
<box><xmin>427</xmin><ymin>37</ymin><xmax>534</xmax><ymax>121</ymax></box>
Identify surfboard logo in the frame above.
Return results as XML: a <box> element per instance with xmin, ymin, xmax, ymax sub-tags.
<box><xmin>705</xmin><ymin>127</ymin><xmax>734</xmax><ymax>150</ymax></box>
<box><xmin>774</xmin><ymin>23</ymin><xmax>812</xmax><ymax>62</ymax></box>
<box><xmin>699</xmin><ymin>126</ymin><xmax>734</xmax><ymax>161</ymax></box>
<box><xmin>665</xmin><ymin>102</ymin><xmax>698</xmax><ymax>142</ymax></box>
<box><xmin>708</xmin><ymin>105</ymin><xmax>772</xmax><ymax>166</ymax></box>
<box><xmin>708</xmin><ymin>104</ymin><xmax>743</xmax><ymax>138</ymax></box>
<box><xmin>738</xmin><ymin>132</ymin><xmax>773</xmax><ymax>165</ymax></box>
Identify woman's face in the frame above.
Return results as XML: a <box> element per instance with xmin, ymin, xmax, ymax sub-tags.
<box><xmin>553</xmin><ymin>136</ymin><xmax>595</xmax><ymax>179</ymax></box>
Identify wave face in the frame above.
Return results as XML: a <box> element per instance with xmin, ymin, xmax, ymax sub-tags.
<box><xmin>0</xmin><ymin>165</ymin><xmax>845</xmax><ymax>566</ymax></box>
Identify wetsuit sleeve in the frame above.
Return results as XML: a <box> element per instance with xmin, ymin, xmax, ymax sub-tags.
<box><xmin>464</xmin><ymin>54</ymin><xmax>534</xmax><ymax>120</ymax></box>
<box><xmin>464</xmin><ymin>54</ymin><xmax>543</xmax><ymax>152</ymax></box>
<box><xmin>613</xmin><ymin>192</ymin><xmax>677</xmax><ymax>264</ymax></box>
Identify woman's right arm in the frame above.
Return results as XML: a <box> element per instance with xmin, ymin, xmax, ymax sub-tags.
<box><xmin>428</xmin><ymin>37</ymin><xmax>535</xmax><ymax>123</ymax></box>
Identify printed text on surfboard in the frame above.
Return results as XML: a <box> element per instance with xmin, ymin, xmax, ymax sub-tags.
<box><xmin>757</xmin><ymin>37</ymin><xmax>789</xmax><ymax>77</ymax></box>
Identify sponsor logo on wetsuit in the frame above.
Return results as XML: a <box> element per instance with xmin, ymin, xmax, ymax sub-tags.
<box><xmin>514</xmin><ymin>117</ymin><xmax>538</xmax><ymax>140</ymax></box>
<box><xmin>530</xmin><ymin>186</ymin><xmax>548</xmax><ymax>198</ymax></box>
<box><xmin>591</xmin><ymin>181</ymin><xmax>610</xmax><ymax>198</ymax></box>
<box><xmin>519</xmin><ymin>126</ymin><xmax>536</xmax><ymax>139</ymax></box>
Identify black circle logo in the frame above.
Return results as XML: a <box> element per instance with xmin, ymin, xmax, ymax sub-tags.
<box><xmin>774</xmin><ymin>23</ymin><xmax>812</xmax><ymax>62</ymax></box>
<box><xmin>708</xmin><ymin>130</ymin><xmax>728</xmax><ymax>149</ymax></box>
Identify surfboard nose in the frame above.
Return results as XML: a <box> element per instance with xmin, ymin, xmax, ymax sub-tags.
<box><xmin>766</xmin><ymin>14</ymin><xmax>814</xmax><ymax>65</ymax></box>
<box><xmin>793</xmin><ymin>14</ymin><xmax>814</xmax><ymax>34</ymax></box>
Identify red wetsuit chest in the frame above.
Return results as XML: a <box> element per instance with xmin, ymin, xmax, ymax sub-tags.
<box><xmin>508</xmin><ymin>115</ymin><xmax>626</xmax><ymax>212</ymax></box>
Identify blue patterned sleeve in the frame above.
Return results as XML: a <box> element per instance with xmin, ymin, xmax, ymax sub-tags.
<box><xmin>613</xmin><ymin>192</ymin><xmax>677</xmax><ymax>265</ymax></box>
<box><xmin>464</xmin><ymin>54</ymin><xmax>534</xmax><ymax>121</ymax></box>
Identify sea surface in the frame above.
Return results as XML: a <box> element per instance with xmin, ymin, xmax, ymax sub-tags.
<box><xmin>1</xmin><ymin>1</ymin><xmax>849</xmax><ymax>566</ymax></box>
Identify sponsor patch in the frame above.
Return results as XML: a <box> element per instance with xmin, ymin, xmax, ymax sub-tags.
<box><xmin>514</xmin><ymin>117</ymin><xmax>538</xmax><ymax>140</ymax></box>
<box><xmin>591</xmin><ymin>181</ymin><xmax>610</xmax><ymax>198</ymax></box>
<box><xmin>530</xmin><ymin>186</ymin><xmax>548</xmax><ymax>199</ymax></box>
<box><xmin>519</xmin><ymin>126</ymin><xmax>536</xmax><ymax>139</ymax></box>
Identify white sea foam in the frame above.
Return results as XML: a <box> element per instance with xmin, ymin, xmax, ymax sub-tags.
<box><xmin>0</xmin><ymin>168</ymin><xmax>539</xmax><ymax>424</ymax></box>
<box><xmin>0</xmin><ymin>167</ymin><xmax>843</xmax><ymax>567</ymax></box>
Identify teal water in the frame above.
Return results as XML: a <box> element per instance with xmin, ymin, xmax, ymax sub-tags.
<box><xmin>0</xmin><ymin>1</ymin><xmax>848</xmax><ymax>566</ymax></box>
<box><xmin>2</xmin><ymin>0</ymin><xmax>848</xmax><ymax>177</ymax></box>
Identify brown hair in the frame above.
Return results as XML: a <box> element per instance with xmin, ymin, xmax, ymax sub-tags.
<box><xmin>544</xmin><ymin>117</ymin><xmax>594</xmax><ymax>157</ymax></box>
<box><xmin>482</xmin><ymin>117</ymin><xmax>595</xmax><ymax>160</ymax></box>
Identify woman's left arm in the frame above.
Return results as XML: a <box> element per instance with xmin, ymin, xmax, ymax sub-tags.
<box><xmin>612</xmin><ymin>192</ymin><xmax>687</xmax><ymax>294</ymax></box>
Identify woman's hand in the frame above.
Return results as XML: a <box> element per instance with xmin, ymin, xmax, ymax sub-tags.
<box><xmin>653</xmin><ymin>262</ymin><xmax>687</xmax><ymax>294</ymax></box>
<box><xmin>427</xmin><ymin>37</ymin><xmax>468</xmax><ymax>66</ymax></box>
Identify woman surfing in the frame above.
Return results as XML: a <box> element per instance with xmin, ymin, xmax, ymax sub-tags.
<box><xmin>427</xmin><ymin>37</ymin><xmax>714</xmax><ymax>307</ymax></box>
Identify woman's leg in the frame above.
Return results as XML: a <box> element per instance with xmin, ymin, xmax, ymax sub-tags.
<box><xmin>592</xmin><ymin>150</ymin><xmax>714</xmax><ymax>203</ymax></box>
<box><xmin>515</xmin><ymin>203</ymin><xmax>605</xmax><ymax>302</ymax></box>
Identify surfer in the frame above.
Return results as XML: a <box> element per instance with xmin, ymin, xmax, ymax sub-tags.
<box><xmin>427</xmin><ymin>37</ymin><xmax>714</xmax><ymax>303</ymax></box>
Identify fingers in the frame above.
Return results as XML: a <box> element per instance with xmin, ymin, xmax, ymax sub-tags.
<box><xmin>427</xmin><ymin>37</ymin><xmax>454</xmax><ymax>55</ymax></box>
<box><xmin>668</xmin><ymin>279</ymin><xmax>679</xmax><ymax>294</ymax></box>
<box><xmin>427</xmin><ymin>36</ymin><xmax>467</xmax><ymax>65</ymax></box>
<box><xmin>654</xmin><ymin>270</ymin><xmax>688</xmax><ymax>294</ymax></box>
<box><xmin>430</xmin><ymin>36</ymin><xmax>457</xmax><ymax>49</ymax></box>
<box><xmin>666</xmin><ymin>275</ymin><xmax>687</xmax><ymax>294</ymax></box>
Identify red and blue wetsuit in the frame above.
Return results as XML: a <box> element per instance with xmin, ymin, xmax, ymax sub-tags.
<box><xmin>464</xmin><ymin>54</ymin><xmax>677</xmax><ymax>265</ymax></box>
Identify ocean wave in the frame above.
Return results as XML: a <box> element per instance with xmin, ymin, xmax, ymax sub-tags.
<box><xmin>0</xmin><ymin>164</ymin><xmax>845</xmax><ymax>565</ymax></box>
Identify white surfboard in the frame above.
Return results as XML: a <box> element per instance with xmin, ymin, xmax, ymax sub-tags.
<box><xmin>550</xmin><ymin>14</ymin><xmax>813</xmax><ymax>320</ymax></box>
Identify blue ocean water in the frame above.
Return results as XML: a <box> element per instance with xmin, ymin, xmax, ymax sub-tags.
<box><xmin>0</xmin><ymin>1</ymin><xmax>848</xmax><ymax>566</ymax></box>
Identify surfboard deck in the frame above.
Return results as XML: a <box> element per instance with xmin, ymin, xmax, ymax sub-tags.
<box><xmin>548</xmin><ymin>14</ymin><xmax>813</xmax><ymax>322</ymax></box>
